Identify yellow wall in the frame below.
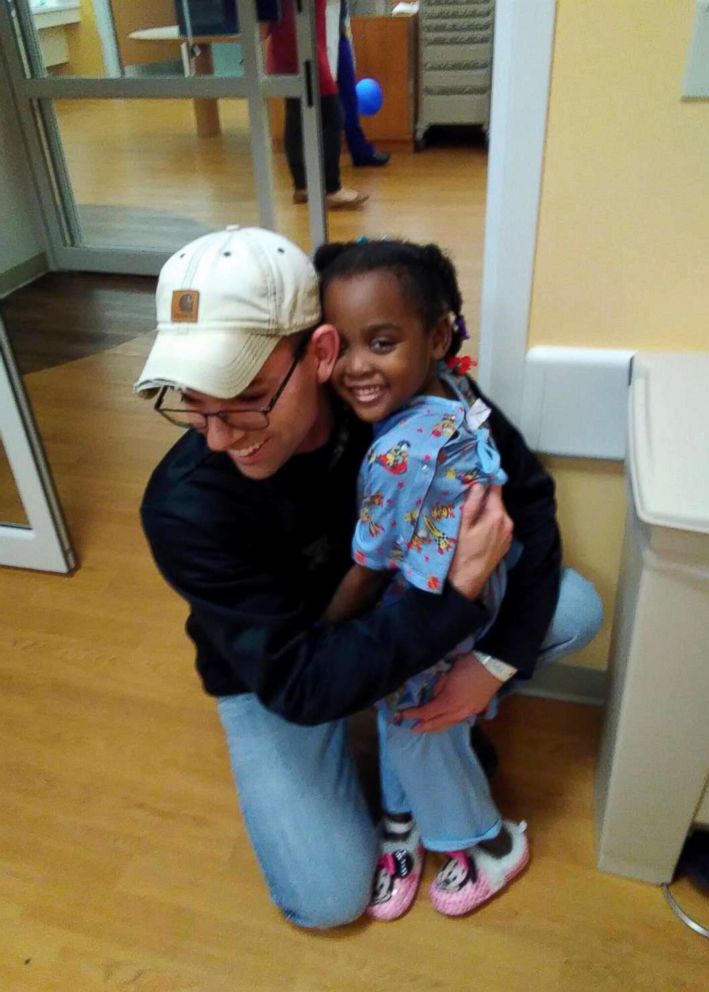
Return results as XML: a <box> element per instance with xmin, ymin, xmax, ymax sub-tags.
<box><xmin>531</xmin><ymin>0</ymin><xmax>709</xmax><ymax>351</ymax></box>
<box><xmin>59</xmin><ymin>1</ymin><xmax>105</xmax><ymax>76</ymax></box>
<box><xmin>530</xmin><ymin>1</ymin><xmax>709</xmax><ymax>669</ymax></box>
<box><xmin>58</xmin><ymin>1</ymin><xmax>178</xmax><ymax>76</ymax></box>
<box><xmin>543</xmin><ymin>457</ymin><xmax>626</xmax><ymax>670</ymax></box>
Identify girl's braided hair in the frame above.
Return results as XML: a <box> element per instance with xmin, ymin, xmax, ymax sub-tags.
<box><xmin>314</xmin><ymin>238</ymin><xmax>469</xmax><ymax>359</ymax></box>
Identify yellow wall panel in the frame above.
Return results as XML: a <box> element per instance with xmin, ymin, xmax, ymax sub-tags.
<box><xmin>529</xmin><ymin>3</ymin><xmax>709</xmax><ymax>671</ymax></box>
<box><xmin>531</xmin><ymin>1</ymin><xmax>709</xmax><ymax>352</ymax></box>
<box><xmin>544</xmin><ymin>457</ymin><xmax>626</xmax><ymax>670</ymax></box>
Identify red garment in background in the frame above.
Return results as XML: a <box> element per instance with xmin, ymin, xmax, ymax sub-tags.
<box><xmin>265</xmin><ymin>0</ymin><xmax>338</xmax><ymax>96</ymax></box>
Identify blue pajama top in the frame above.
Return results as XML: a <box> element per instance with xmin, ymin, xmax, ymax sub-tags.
<box><xmin>352</xmin><ymin>371</ymin><xmax>509</xmax><ymax>595</ymax></box>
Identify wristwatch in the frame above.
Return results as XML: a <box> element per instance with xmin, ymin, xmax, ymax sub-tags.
<box><xmin>474</xmin><ymin>652</ymin><xmax>518</xmax><ymax>683</ymax></box>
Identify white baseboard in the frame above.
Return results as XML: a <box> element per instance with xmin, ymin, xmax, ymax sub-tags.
<box><xmin>516</xmin><ymin>662</ymin><xmax>607</xmax><ymax>706</ymax></box>
<box><xmin>521</xmin><ymin>346</ymin><xmax>636</xmax><ymax>460</ymax></box>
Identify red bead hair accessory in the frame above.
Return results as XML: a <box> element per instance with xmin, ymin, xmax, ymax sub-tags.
<box><xmin>445</xmin><ymin>355</ymin><xmax>478</xmax><ymax>375</ymax></box>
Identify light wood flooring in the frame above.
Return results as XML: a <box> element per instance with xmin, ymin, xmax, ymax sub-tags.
<box><xmin>1</xmin><ymin>334</ymin><xmax>707</xmax><ymax>992</ymax></box>
<box><xmin>53</xmin><ymin>98</ymin><xmax>488</xmax><ymax>338</ymax></box>
<box><xmin>0</xmin><ymin>101</ymin><xmax>707</xmax><ymax>990</ymax></box>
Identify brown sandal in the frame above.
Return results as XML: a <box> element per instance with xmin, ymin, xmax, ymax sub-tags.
<box><xmin>326</xmin><ymin>188</ymin><xmax>369</xmax><ymax>209</ymax></box>
<box><xmin>292</xmin><ymin>188</ymin><xmax>368</xmax><ymax>209</ymax></box>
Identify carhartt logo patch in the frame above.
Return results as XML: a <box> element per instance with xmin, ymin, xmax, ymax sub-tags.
<box><xmin>171</xmin><ymin>290</ymin><xmax>200</xmax><ymax>322</ymax></box>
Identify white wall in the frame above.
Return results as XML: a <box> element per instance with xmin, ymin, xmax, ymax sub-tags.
<box><xmin>0</xmin><ymin>65</ymin><xmax>46</xmax><ymax>283</ymax></box>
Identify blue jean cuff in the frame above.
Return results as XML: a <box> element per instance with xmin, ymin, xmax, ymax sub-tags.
<box><xmin>422</xmin><ymin>817</ymin><xmax>502</xmax><ymax>852</ymax></box>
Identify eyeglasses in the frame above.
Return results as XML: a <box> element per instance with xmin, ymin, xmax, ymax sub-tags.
<box><xmin>155</xmin><ymin>335</ymin><xmax>310</xmax><ymax>433</ymax></box>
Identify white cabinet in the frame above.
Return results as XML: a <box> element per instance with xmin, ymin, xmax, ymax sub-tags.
<box><xmin>596</xmin><ymin>352</ymin><xmax>709</xmax><ymax>884</ymax></box>
<box><xmin>30</xmin><ymin>0</ymin><xmax>81</xmax><ymax>69</ymax></box>
<box><xmin>416</xmin><ymin>0</ymin><xmax>494</xmax><ymax>148</ymax></box>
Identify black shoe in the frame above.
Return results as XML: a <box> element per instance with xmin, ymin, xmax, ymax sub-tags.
<box><xmin>470</xmin><ymin>724</ymin><xmax>498</xmax><ymax>779</ymax></box>
<box><xmin>353</xmin><ymin>150</ymin><xmax>390</xmax><ymax>167</ymax></box>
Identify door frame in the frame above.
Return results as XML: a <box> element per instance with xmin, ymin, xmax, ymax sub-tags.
<box><xmin>0</xmin><ymin>314</ymin><xmax>75</xmax><ymax>573</ymax></box>
<box><xmin>478</xmin><ymin>0</ymin><xmax>557</xmax><ymax>428</ymax></box>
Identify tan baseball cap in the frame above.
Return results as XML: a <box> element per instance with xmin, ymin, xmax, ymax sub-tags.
<box><xmin>134</xmin><ymin>226</ymin><xmax>321</xmax><ymax>399</ymax></box>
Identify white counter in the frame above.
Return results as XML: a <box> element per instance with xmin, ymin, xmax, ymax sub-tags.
<box><xmin>30</xmin><ymin>0</ymin><xmax>81</xmax><ymax>68</ymax></box>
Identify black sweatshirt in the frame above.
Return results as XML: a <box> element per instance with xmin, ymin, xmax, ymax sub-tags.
<box><xmin>141</xmin><ymin>381</ymin><xmax>561</xmax><ymax>725</ymax></box>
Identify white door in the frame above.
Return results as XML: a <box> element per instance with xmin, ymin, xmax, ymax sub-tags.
<box><xmin>0</xmin><ymin>314</ymin><xmax>75</xmax><ymax>573</ymax></box>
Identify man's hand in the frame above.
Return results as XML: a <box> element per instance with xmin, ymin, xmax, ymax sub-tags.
<box><xmin>398</xmin><ymin>654</ymin><xmax>503</xmax><ymax>733</ymax></box>
<box><xmin>447</xmin><ymin>485</ymin><xmax>513</xmax><ymax>601</ymax></box>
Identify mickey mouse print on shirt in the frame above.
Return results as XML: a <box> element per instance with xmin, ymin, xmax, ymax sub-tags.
<box><xmin>352</xmin><ymin>392</ymin><xmax>507</xmax><ymax>595</ymax></box>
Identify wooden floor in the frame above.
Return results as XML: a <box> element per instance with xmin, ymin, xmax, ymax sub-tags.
<box><xmin>52</xmin><ymin>98</ymin><xmax>488</xmax><ymax>340</ymax></box>
<box><xmin>1</xmin><ymin>337</ymin><xmax>707</xmax><ymax>992</ymax></box>
<box><xmin>2</xmin><ymin>101</ymin><xmax>488</xmax><ymax>378</ymax></box>
<box><xmin>1</xmin><ymin>103</ymin><xmax>707</xmax><ymax>990</ymax></box>
<box><xmin>1</xmin><ymin>273</ymin><xmax>156</xmax><ymax>376</ymax></box>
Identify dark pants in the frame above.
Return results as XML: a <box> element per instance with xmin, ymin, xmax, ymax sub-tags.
<box><xmin>337</xmin><ymin>33</ymin><xmax>374</xmax><ymax>165</ymax></box>
<box><xmin>284</xmin><ymin>94</ymin><xmax>343</xmax><ymax>194</ymax></box>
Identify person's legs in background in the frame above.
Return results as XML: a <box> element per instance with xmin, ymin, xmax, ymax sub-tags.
<box><xmin>336</xmin><ymin>33</ymin><xmax>389</xmax><ymax>167</ymax></box>
<box><xmin>284</xmin><ymin>96</ymin><xmax>306</xmax><ymax>192</ymax></box>
<box><xmin>284</xmin><ymin>95</ymin><xmax>368</xmax><ymax>208</ymax></box>
<box><xmin>217</xmin><ymin>693</ymin><xmax>378</xmax><ymax>929</ymax></box>
<box><xmin>321</xmin><ymin>93</ymin><xmax>346</xmax><ymax>192</ymax></box>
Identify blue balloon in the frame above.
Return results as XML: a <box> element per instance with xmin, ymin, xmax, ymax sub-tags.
<box><xmin>356</xmin><ymin>78</ymin><xmax>383</xmax><ymax>116</ymax></box>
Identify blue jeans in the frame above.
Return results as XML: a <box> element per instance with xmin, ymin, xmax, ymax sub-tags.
<box><xmin>217</xmin><ymin>567</ymin><xmax>603</xmax><ymax>929</ymax></box>
<box><xmin>337</xmin><ymin>33</ymin><xmax>375</xmax><ymax>165</ymax></box>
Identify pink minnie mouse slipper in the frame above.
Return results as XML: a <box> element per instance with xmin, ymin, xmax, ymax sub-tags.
<box><xmin>367</xmin><ymin>834</ymin><xmax>425</xmax><ymax>922</ymax></box>
<box><xmin>429</xmin><ymin>820</ymin><xmax>529</xmax><ymax>917</ymax></box>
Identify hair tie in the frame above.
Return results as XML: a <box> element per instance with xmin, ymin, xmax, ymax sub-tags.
<box><xmin>453</xmin><ymin>315</ymin><xmax>470</xmax><ymax>341</ymax></box>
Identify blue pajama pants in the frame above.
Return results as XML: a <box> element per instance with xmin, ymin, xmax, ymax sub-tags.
<box><xmin>337</xmin><ymin>33</ymin><xmax>375</xmax><ymax>165</ymax></box>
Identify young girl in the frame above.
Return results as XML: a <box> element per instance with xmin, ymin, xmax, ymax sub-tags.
<box><xmin>314</xmin><ymin>238</ymin><xmax>529</xmax><ymax>920</ymax></box>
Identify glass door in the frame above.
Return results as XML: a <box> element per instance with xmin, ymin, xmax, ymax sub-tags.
<box><xmin>0</xmin><ymin>0</ymin><xmax>328</xmax><ymax>274</ymax></box>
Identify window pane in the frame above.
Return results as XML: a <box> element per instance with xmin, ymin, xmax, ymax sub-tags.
<box><xmin>14</xmin><ymin>0</ymin><xmax>184</xmax><ymax>79</ymax></box>
<box><xmin>12</xmin><ymin>1</ymin><xmax>291</xmax><ymax>80</ymax></box>
<box><xmin>55</xmin><ymin>97</ymin><xmax>264</xmax><ymax>250</ymax></box>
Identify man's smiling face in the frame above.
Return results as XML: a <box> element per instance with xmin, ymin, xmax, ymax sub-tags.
<box><xmin>178</xmin><ymin>333</ymin><xmax>336</xmax><ymax>480</ymax></box>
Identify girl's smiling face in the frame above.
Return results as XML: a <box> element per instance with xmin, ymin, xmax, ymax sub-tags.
<box><xmin>323</xmin><ymin>270</ymin><xmax>451</xmax><ymax>423</ymax></box>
